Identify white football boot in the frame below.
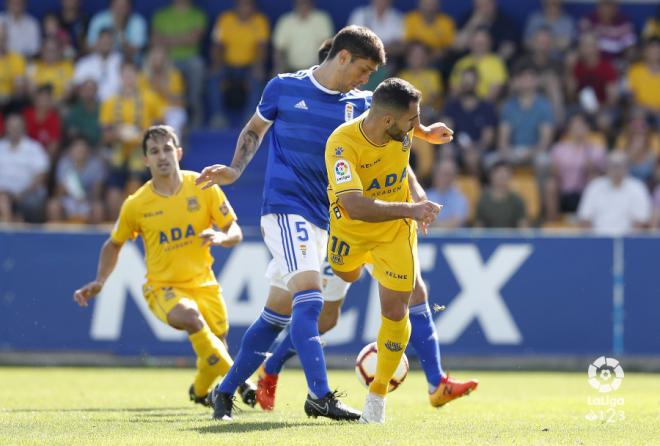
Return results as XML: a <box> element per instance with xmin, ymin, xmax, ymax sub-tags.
<box><xmin>359</xmin><ymin>393</ymin><xmax>386</xmax><ymax>424</ymax></box>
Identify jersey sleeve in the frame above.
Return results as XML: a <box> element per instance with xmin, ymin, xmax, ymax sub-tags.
<box><xmin>110</xmin><ymin>198</ymin><xmax>139</xmax><ymax>244</ymax></box>
<box><xmin>325</xmin><ymin>132</ymin><xmax>363</xmax><ymax>196</ymax></box>
<box><xmin>208</xmin><ymin>185</ymin><xmax>237</xmax><ymax>230</ymax></box>
<box><xmin>256</xmin><ymin>76</ymin><xmax>280</xmax><ymax>122</ymax></box>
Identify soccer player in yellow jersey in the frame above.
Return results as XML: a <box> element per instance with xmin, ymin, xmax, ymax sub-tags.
<box><xmin>73</xmin><ymin>125</ymin><xmax>256</xmax><ymax>408</ymax></box>
<box><xmin>326</xmin><ymin>78</ymin><xmax>442</xmax><ymax>423</ymax></box>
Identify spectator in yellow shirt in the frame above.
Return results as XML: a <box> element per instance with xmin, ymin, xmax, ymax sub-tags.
<box><xmin>101</xmin><ymin>61</ymin><xmax>164</xmax><ymax>219</ymax></box>
<box><xmin>449</xmin><ymin>28</ymin><xmax>508</xmax><ymax>102</ymax></box>
<box><xmin>626</xmin><ymin>38</ymin><xmax>660</xmax><ymax>116</ymax></box>
<box><xmin>0</xmin><ymin>22</ymin><xmax>26</xmax><ymax>105</ymax></box>
<box><xmin>642</xmin><ymin>7</ymin><xmax>660</xmax><ymax>41</ymax></box>
<box><xmin>208</xmin><ymin>0</ymin><xmax>269</xmax><ymax>128</ymax></box>
<box><xmin>140</xmin><ymin>46</ymin><xmax>186</xmax><ymax>136</ymax></box>
<box><xmin>403</xmin><ymin>0</ymin><xmax>455</xmax><ymax>62</ymax></box>
<box><xmin>398</xmin><ymin>42</ymin><xmax>443</xmax><ymax>114</ymax></box>
<box><xmin>27</xmin><ymin>37</ymin><xmax>74</xmax><ymax>102</ymax></box>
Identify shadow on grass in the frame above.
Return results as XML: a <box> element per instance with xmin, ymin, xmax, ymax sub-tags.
<box><xmin>191</xmin><ymin>420</ymin><xmax>317</xmax><ymax>434</ymax></box>
<box><xmin>4</xmin><ymin>407</ymin><xmax>191</xmax><ymax>413</ymax></box>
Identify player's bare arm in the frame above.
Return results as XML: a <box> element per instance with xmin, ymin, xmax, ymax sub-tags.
<box><xmin>407</xmin><ymin>166</ymin><xmax>432</xmax><ymax>235</ymax></box>
<box><xmin>414</xmin><ymin>122</ymin><xmax>454</xmax><ymax>145</ymax></box>
<box><xmin>338</xmin><ymin>191</ymin><xmax>442</xmax><ymax>225</ymax></box>
<box><xmin>199</xmin><ymin>221</ymin><xmax>243</xmax><ymax>248</ymax></box>
<box><xmin>196</xmin><ymin>114</ymin><xmax>272</xmax><ymax>189</ymax></box>
<box><xmin>73</xmin><ymin>239</ymin><xmax>123</xmax><ymax>307</ymax></box>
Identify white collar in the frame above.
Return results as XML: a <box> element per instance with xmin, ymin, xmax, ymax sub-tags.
<box><xmin>309</xmin><ymin>67</ymin><xmax>340</xmax><ymax>95</ymax></box>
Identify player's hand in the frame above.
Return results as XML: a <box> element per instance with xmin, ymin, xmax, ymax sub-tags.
<box><xmin>199</xmin><ymin>228</ymin><xmax>230</xmax><ymax>247</ymax></box>
<box><xmin>420</xmin><ymin>221</ymin><xmax>429</xmax><ymax>236</ymax></box>
<box><xmin>410</xmin><ymin>200</ymin><xmax>443</xmax><ymax>226</ymax></box>
<box><xmin>195</xmin><ymin>164</ymin><xmax>240</xmax><ymax>189</ymax></box>
<box><xmin>73</xmin><ymin>281</ymin><xmax>103</xmax><ymax>307</ymax></box>
<box><xmin>422</xmin><ymin>122</ymin><xmax>454</xmax><ymax>145</ymax></box>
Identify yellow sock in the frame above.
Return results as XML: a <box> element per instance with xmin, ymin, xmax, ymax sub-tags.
<box><xmin>188</xmin><ymin>325</ymin><xmax>234</xmax><ymax>396</ymax></box>
<box><xmin>369</xmin><ymin>313</ymin><xmax>412</xmax><ymax>396</ymax></box>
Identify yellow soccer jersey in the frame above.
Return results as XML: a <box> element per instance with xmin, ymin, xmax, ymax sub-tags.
<box><xmin>325</xmin><ymin>116</ymin><xmax>413</xmax><ymax>243</ymax></box>
<box><xmin>110</xmin><ymin>171</ymin><xmax>237</xmax><ymax>288</ymax></box>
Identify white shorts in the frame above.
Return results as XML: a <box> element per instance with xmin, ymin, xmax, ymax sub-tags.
<box><xmin>262</xmin><ymin>214</ymin><xmax>327</xmax><ymax>290</ymax></box>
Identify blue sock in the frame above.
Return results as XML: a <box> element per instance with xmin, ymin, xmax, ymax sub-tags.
<box><xmin>264</xmin><ymin>326</ymin><xmax>297</xmax><ymax>375</ymax></box>
<box><xmin>290</xmin><ymin>289</ymin><xmax>330</xmax><ymax>399</ymax></box>
<box><xmin>409</xmin><ymin>302</ymin><xmax>445</xmax><ymax>392</ymax></box>
<box><xmin>217</xmin><ymin>308</ymin><xmax>290</xmax><ymax>395</ymax></box>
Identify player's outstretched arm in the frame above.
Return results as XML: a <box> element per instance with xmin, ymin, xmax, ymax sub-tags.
<box><xmin>196</xmin><ymin>114</ymin><xmax>272</xmax><ymax>189</ymax></box>
<box><xmin>73</xmin><ymin>239</ymin><xmax>122</xmax><ymax>307</ymax></box>
<box><xmin>199</xmin><ymin>221</ymin><xmax>243</xmax><ymax>248</ymax></box>
<box><xmin>415</xmin><ymin>122</ymin><xmax>454</xmax><ymax>145</ymax></box>
<box><xmin>339</xmin><ymin>191</ymin><xmax>442</xmax><ymax>225</ymax></box>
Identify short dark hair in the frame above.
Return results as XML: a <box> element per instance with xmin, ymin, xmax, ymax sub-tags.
<box><xmin>490</xmin><ymin>160</ymin><xmax>511</xmax><ymax>175</ymax></box>
<box><xmin>327</xmin><ymin>25</ymin><xmax>386</xmax><ymax>65</ymax></box>
<box><xmin>372</xmin><ymin>78</ymin><xmax>421</xmax><ymax>112</ymax></box>
<box><xmin>142</xmin><ymin>125</ymin><xmax>180</xmax><ymax>155</ymax></box>
<box><xmin>318</xmin><ymin>38</ymin><xmax>333</xmax><ymax>64</ymax></box>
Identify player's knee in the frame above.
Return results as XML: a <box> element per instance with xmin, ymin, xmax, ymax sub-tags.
<box><xmin>333</xmin><ymin>268</ymin><xmax>361</xmax><ymax>283</ymax></box>
<box><xmin>169</xmin><ymin>306</ymin><xmax>205</xmax><ymax>333</ymax></box>
<box><xmin>409</xmin><ymin>279</ymin><xmax>428</xmax><ymax>306</ymax></box>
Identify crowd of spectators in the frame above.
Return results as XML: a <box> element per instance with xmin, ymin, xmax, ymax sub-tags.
<box><xmin>0</xmin><ymin>0</ymin><xmax>658</xmax><ymax>235</ymax></box>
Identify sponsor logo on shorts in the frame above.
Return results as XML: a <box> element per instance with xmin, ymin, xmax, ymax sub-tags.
<box><xmin>330</xmin><ymin>253</ymin><xmax>344</xmax><ymax>265</ymax></box>
<box><xmin>162</xmin><ymin>287</ymin><xmax>176</xmax><ymax>300</ymax></box>
<box><xmin>385</xmin><ymin>271</ymin><xmax>408</xmax><ymax>280</ymax></box>
<box><xmin>334</xmin><ymin>159</ymin><xmax>352</xmax><ymax>184</ymax></box>
<box><xmin>300</xmin><ymin>244</ymin><xmax>307</xmax><ymax>256</ymax></box>
<box><xmin>385</xmin><ymin>340</ymin><xmax>403</xmax><ymax>352</ymax></box>
<box><xmin>207</xmin><ymin>354</ymin><xmax>219</xmax><ymax>366</ymax></box>
<box><xmin>187</xmin><ymin>197</ymin><xmax>200</xmax><ymax>212</ymax></box>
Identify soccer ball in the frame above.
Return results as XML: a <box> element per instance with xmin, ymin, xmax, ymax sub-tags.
<box><xmin>355</xmin><ymin>342</ymin><xmax>409</xmax><ymax>392</ymax></box>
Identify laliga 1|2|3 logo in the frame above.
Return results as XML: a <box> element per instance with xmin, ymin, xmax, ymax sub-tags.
<box><xmin>585</xmin><ymin>356</ymin><xmax>625</xmax><ymax>423</ymax></box>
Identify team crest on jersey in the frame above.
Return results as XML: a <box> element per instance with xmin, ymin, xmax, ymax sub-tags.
<box><xmin>335</xmin><ymin>146</ymin><xmax>344</xmax><ymax>157</ymax></box>
<box><xmin>187</xmin><ymin>197</ymin><xmax>200</xmax><ymax>212</ymax></box>
<box><xmin>220</xmin><ymin>202</ymin><xmax>229</xmax><ymax>216</ymax></box>
<box><xmin>334</xmin><ymin>159</ymin><xmax>352</xmax><ymax>184</ymax></box>
<box><xmin>162</xmin><ymin>287</ymin><xmax>176</xmax><ymax>300</ymax></box>
<box><xmin>344</xmin><ymin>102</ymin><xmax>354</xmax><ymax>122</ymax></box>
<box><xmin>402</xmin><ymin>134</ymin><xmax>411</xmax><ymax>151</ymax></box>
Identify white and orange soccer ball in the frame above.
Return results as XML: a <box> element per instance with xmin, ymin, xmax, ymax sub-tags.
<box><xmin>355</xmin><ymin>342</ymin><xmax>409</xmax><ymax>392</ymax></box>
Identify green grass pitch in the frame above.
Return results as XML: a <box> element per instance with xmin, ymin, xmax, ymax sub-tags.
<box><xmin>1</xmin><ymin>367</ymin><xmax>659</xmax><ymax>445</ymax></box>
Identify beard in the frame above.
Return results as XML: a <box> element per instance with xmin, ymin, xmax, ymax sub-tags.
<box><xmin>386</xmin><ymin>124</ymin><xmax>407</xmax><ymax>142</ymax></box>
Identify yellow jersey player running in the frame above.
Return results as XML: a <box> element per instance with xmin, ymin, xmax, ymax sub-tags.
<box><xmin>73</xmin><ymin>125</ymin><xmax>257</xmax><ymax>408</ymax></box>
<box><xmin>325</xmin><ymin>78</ymin><xmax>441</xmax><ymax>424</ymax></box>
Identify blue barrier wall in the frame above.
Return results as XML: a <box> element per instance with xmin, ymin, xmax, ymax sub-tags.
<box><xmin>0</xmin><ymin>229</ymin><xmax>656</xmax><ymax>358</ymax></box>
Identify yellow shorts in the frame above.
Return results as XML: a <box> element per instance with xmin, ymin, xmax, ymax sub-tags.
<box><xmin>328</xmin><ymin>220</ymin><xmax>418</xmax><ymax>292</ymax></box>
<box><xmin>142</xmin><ymin>283</ymin><xmax>229</xmax><ymax>337</ymax></box>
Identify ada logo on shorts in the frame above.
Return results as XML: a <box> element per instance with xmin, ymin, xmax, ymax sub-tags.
<box><xmin>334</xmin><ymin>159</ymin><xmax>352</xmax><ymax>184</ymax></box>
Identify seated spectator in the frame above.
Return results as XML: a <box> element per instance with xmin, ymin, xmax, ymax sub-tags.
<box><xmin>273</xmin><ymin>0</ymin><xmax>334</xmax><ymax>73</ymax></box>
<box><xmin>58</xmin><ymin>0</ymin><xmax>88</xmax><ymax>56</ymax></box>
<box><xmin>650</xmin><ymin>159</ymin><xmax>660</xmax><ymax>228</ymax></box>
<box><xmin>64</xmin><ymin>79</ymin><xmax>101</xmax><ymax>146</ymax></box>
<box><xmin>47</xmin><ymin>137</ymin><xmax>106</xmax><ymax>223</ymax></box>
<box><xmin>475</xmin><ymin>160</ymin><xmax>528</xmax><ymax>228</ymax></box>
<box><xmin>578</xmin><ymin>152</ymin><xmax>651</xmax><ymax>234</ymax></box>
<box><xmin>579</xmin><ymin>0</ymin><xmax>636</xmax><ymax>62</ymax></box>
<box><xmin>441</xmin><ymin>67</ymin><xmax>497</xmax><ymax>176</ymax></box>
<box><xmin>73</xmin><ymin>27</ymin><xmax>122</xmax><ymax>101</ymax></box>
<box><xmin>403</xmin><ymin>0</ymin><xmax>455</xmax><ymax>62</ymax></box>
<box><xmin>626</xmin><ymin>38</ymin><xmax>660</xmax><ymax>117</ymax></box>
<box><xmin>518</xmin><ymin>26</ymin><xmax>565</xmax><ymax>121</ymax></box>
<box><xmin>0</xmin><ymin>0</ymin><xmax>40</xmax><ymax>58</ymax></box>
<box><xmin>497</xmin><ymin>64</ymin><xmax>555</xmax><ymax>167</ymax></box>
<box><xmin>567</xmin><ymin>32</ymin><xmax>619</xmax><ymax>111</ymax></box>
<box><xmin>642</xmin><ymin>6</ymin><xmax>660</xmax><ymax>41</ymax></box>
<box><xmin>348</xmin><ymin>0</ymin><xmax>404</xmax><ymax>57</ymax></box>
<box><xmin>454</xmin><ymin>0</ymin><xmax>518</xmax><ymax>62</ymax></box>
<box><xmin>449</xmin><ymin>28</ymin><xmax>508</xmax><ymax>102</ymax></box>
<box><xmin>544</xmin><ymin>113</ymin><xmax>606</xmax><ymax>221</ymax></box>
<box><xmin>426</xmin><ymin>159</ymin><xmax>469</xmax><ymax>228</ymax></box>
<box><xmin>0</xmin><ymin>22</ymin><xmax>26</xmax><ymax>107</ymax></box>
<box><xmin>100</xmin><ymin>61</ymin><xmax>164</xmax><ymax>219</ymax></box>
<box><xmin>0</xmin><ymin>113</ymin><xmax>49</xmax><ymax>223</ymax></box>
<box><xmin>140</xmin><ymin>46</ymin><xmax>186</xmax><ymax>136</ymax></box>
<box><xmin>524</xmin><ymin>0</ymin><xmax>575</xmax><ymax>55</ymax></box>
<box><xmin>42</xmin><ymin>12</ymin><xmax>74</xmax><ymax>59</ymax></box>
<box><xmin>614</xmin><ymin>108</ymin><xmax>658</xmax><ymax>184</ymax></box>
<box><xmin>208</xmin><ymin>0</ymin><xmax>269</xmax><ymax>128</ymax></box>
<box><xmin>152</xmin><ymin>0</ymin><xmax>207</xmax><ymax>129</ymax></box>
<box><xmin>87</xmin><ymin>0</ymin><xmax>147</xmax><ymax>62</ymax></box>
<box><xmin>23</xmin><ymin>84</ymin><xmax>62</xmax><ymax>158</ymax></box>
<box><xmin>27</xmin><ymin>37</ymin><xmax>74</xmax><ymax>102</ymax></box>
<box><xmin>398</xmin><ymin>42</ymin><xmax>442</xmax><ymax>115</ymax></box>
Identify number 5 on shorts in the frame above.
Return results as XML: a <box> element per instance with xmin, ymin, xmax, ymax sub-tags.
<box><xmin>295</xmin><ymin>221</ymin><xmax>309</xmax><ymax>241</ymax></box>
